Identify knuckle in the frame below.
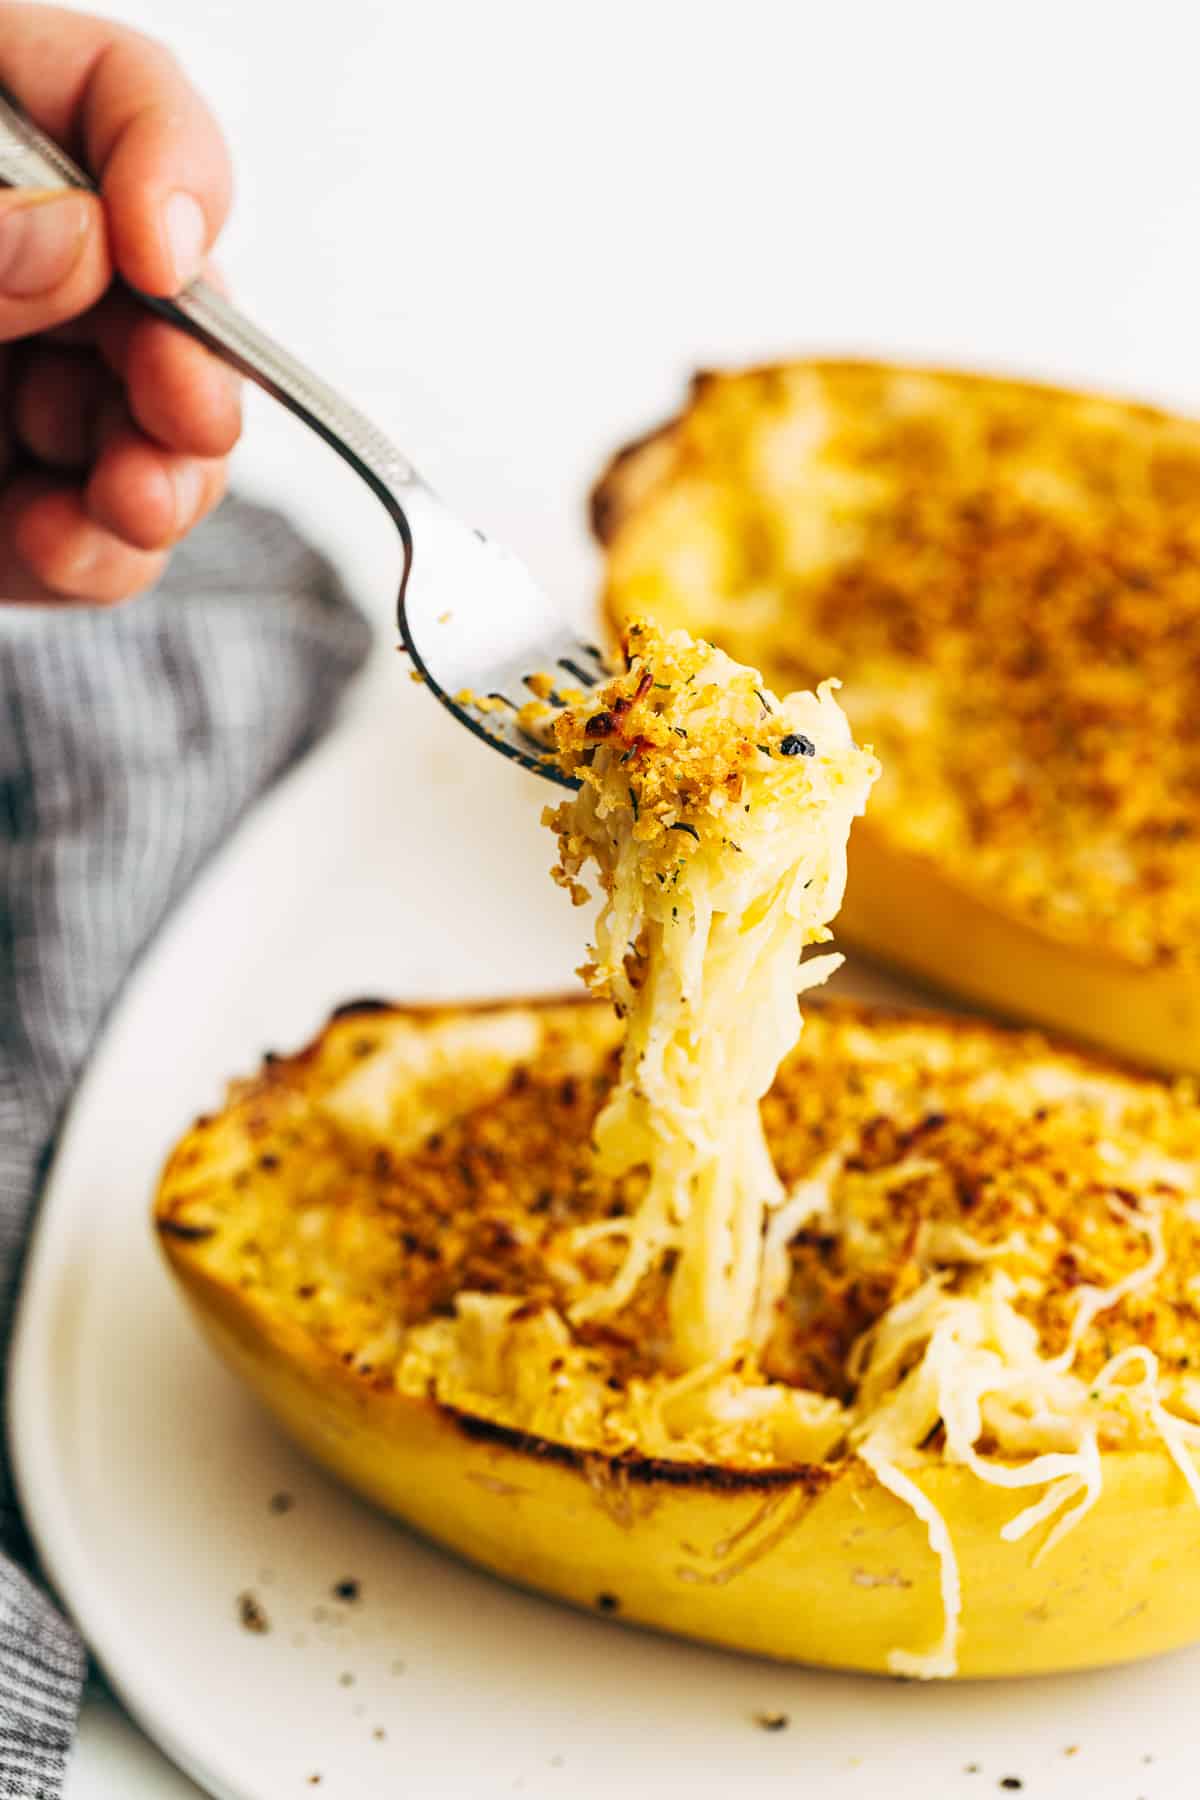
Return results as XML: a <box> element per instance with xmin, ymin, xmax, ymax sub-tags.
<box><xmin>199</xmin><ymin>460</ymin><xmax>229</xmax><ymax>521</ymax></box>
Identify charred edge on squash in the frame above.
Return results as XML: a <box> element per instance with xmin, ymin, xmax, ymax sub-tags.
<box><xmin>589</xmin><ymin>357</ymin><xmax>1183</xmax><ymax>551</ymax></box>
<box><xmin>443</xmin><ymin>1405</ymin><xmax>840</xmax><ymax>1494</ymax></box>
<box><xmin>150</xmin><ymin>1258</ymin><xmax>845</xmax><ymax>1498</ymax></box>
<box><xmin>262</xmin><ymin>993</ymin><xmax>605</xmax><ymax>1081</ymax></box>
<box><xmin>302</xmin><ymin>994</ymin><xmax>1161</xmax><ymax>1097</ymax></box>
<box><xmin>156</xmin><ymin>1217</ymin><xmax>217</xmax><ymax>1242</ymax></box>
<box><xmin>589</xmin><ymin>416</ymin><xmax>677</xmax><ymax>545</ymax></box>
<box><xmin>329</xmin><ymin>997</ymin><xmax>397</xmax><ymax>1020</ymax></box>
<box><xmin>326</xmin><ymin>992</ymin><xmax>598</xmax><ymax>1030</ymax></box>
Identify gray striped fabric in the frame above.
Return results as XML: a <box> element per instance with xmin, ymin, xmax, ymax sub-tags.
<box><xmin>0</xmin><ymin>497</ymin><xmax>372</xmax><ymax>1798</ymax></box>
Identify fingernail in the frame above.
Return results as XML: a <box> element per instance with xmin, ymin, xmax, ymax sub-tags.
<box><xmin>0</xmin><ymin>192</ymin><xmax>90</xmax><ymax>297</ymax></box>
<box><xmin>163</xmin><ymin>191</ymin><xmax>207</xmax><ymax>289</ymax></box>
<box><xmin>171</xmin><ymin>460</ymin><xmax>206</xmax><ymax>533</ymax></box>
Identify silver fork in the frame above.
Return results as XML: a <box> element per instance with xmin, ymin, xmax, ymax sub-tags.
<box><xmin>0</xmin><ymin>89</ymin><xmax>606</xmax><ymax>786</ymax></box>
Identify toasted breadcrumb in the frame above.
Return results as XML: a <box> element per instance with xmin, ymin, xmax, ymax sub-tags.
<box><xmin>159</xmin><ymin>1004</ymin><xmax>1200</xmax><ymax>1463</ymax></box>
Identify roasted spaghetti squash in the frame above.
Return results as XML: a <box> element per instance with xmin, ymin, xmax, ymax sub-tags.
<box><xmin>157</xmin><ymin>625</ymin><xmax>1200</xmax><ymax>1679</ymax></box>
<box><xmin>158</xmin><ymin>996</ymin><xmax>1200</xmax><ymax>1679</ymax></box>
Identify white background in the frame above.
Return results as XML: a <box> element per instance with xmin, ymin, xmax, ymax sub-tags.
<box><xmin>30</xmin><ymin>0</ymin><xmax>1200</xmax><ymax>1791</ymax></box>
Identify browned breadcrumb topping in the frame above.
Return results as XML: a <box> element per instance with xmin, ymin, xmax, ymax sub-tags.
<box><xmin>547</xmin><ymin>622</ymin><xmax>794</xmax><ymax>911</ymax></box>
<box><xmin>544</xmin><ymin>624</ymin><xmax>868</xmax><ymax>1048</ymax></box>
<box><xmin>599</xmin><ymin>364</ymin><xmax>1200</xmax><ymax>966</ymax></box>
<box><xmin>158</xmin><ymin>1003</ymin><xmax>1200</xmax><ymax>1454</ymax></box>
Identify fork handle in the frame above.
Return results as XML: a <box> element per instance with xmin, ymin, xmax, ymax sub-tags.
<box><xmin>0</xmin><ymin>86</ymin><xmax>423</xmax><ymax>521</ymax></box>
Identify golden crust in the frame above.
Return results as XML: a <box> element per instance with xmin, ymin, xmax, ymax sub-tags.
<box><xmin>155</xmin><ymin>995</ymin><xmax>1200</xmax><ymax>1677</ymax></box>
<box><xmin>157</xmin><ymin>996</ymin><xmax>1200</xmax><ymax>1442</ymax></box>
<box><xmin>592</xmin><ymin>360</ymin><xmax>1200</xmax><ymax>983</ymax></box>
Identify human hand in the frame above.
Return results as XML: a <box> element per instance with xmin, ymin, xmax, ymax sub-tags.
<box><xmin>0</xmin><ymin>3</ymin><xmax>240</xmax><ymax>604</ymax></box>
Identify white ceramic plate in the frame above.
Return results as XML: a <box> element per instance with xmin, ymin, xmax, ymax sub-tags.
<box><xmin>11</xmin><ymin>650</ymin><xmax>1200</xmax><ymax>1800</ymax></box>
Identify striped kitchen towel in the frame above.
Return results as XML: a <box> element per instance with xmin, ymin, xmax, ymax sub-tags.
<box><xmin>0</xmin><ymin>496</ymin><xmax>372</xmax><ymax>1798</ymax></box>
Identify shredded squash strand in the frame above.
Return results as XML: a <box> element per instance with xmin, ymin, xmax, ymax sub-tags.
<box><xmin>549</xmin><ymin>623</ymin><xmax>877</xmax><ymax>1365</ymax></box>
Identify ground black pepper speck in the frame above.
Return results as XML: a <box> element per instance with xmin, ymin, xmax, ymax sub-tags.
<box><xmin>237</xmin><ymin>1591</ymin><xmax>269</xmax><ymax>1634</ymax></box>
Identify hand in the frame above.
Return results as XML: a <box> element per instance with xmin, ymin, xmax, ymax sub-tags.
<box><xmin>0</xmin><ymin>4</ymin><xmax>240</xmax><ymax>604</ymax></box>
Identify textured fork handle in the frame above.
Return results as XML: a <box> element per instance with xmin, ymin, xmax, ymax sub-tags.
<box><xmin>138</xmin><ymin>284</ymin><xmax>422</xmax><ymax>517</ymax></box>
<box><xmin>0</xmin><ymin>86</ymin><xmax>423</xmax><ymax>520</ymax></box>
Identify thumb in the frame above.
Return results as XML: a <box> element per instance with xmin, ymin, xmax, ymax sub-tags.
<box><xmin>0</xmin><ymin>190</ymin><xmax>111</xmax><ymax>343</ymax></box>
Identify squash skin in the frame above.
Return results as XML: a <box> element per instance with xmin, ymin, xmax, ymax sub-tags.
<box><xmin>157</xmin><ymin>998</ymin><xmax>1200</xmax><ymax>1679</ymax></box>
<box><xmin>835</xmin><ymin>823</ymin><xmax>1200</xmax><ymax>1077</ymax></box>
<box><xmin>166</xmin><ymin>1246</ymin><xmax>1200</xmax><ymax>1679</ymax></box>
<box><xmin>591</xmin><ymin>360</ymin><xmax>1200</xmax><ymax>1077</ymax></box>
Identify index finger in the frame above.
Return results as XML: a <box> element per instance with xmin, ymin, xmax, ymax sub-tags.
<box><xmin>0</xmin><ymin>4</ymin><xmax>232</xmax><ymax>295</ymax></box>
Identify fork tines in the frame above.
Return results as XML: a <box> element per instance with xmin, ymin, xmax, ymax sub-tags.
<box><xmin>457</xmin><ymin>638</ymin><xmax>610</xmax><ymax>780</ymax></box>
